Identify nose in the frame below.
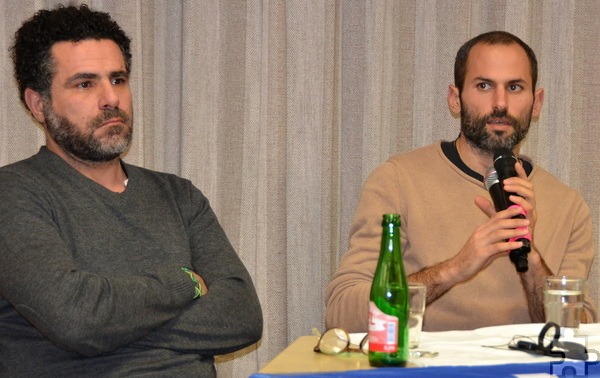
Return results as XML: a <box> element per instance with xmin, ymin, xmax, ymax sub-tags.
<box><xmin>492</xmin><ymin>87</ymin><xmax>507</xmax><ymax>112</ymax></box>
<box><xmin>99</xmin><ymin>81</ymin><xmax>119</xmax><ymax>110</ymax></box>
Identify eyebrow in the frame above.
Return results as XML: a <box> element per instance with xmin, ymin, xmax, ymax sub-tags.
<box><xmin>110</xmin><ymin>70</ymin><xmax>129</xmax><ymax>79</ymax></box>
<box><xmin>473</xmin><ymin>76</ymin><xmax>527</xmax><ymax>85</ymax></box>
<box><xmin>64</xmin><ymin>72</ymin><xmax>98</xmax><ymax>86</ymax></box>
<box><xmin>64</xmin><ymin>70</ymin><xmax>129</xmax><ymax>86</ymax></box>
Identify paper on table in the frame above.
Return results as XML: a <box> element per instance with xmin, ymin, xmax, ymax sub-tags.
<box><xmin>351</xmin><ymin>323</ymin><xmax>600</xmax><ymax>367</ymax></box>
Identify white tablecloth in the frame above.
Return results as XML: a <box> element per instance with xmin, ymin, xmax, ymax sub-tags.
<box><xmin>351</xmin><ymin>323</ymin><xmax>600</xmax><ymax>367</ymax></box>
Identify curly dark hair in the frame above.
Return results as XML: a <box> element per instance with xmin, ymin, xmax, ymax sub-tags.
<box><xmin>454</xmin><ymin>31</ymin><xmax>538</xmax><ymax>93</ymax></box>
<box><xmin>10</xmin><ymin>3</ymin><xmax>132</xmax><ymax>106</ymax></box>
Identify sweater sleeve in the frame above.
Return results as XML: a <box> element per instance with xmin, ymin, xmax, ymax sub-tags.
<box><xmin>0</xmin><ymin>171</ymin><xmax>195</xmax><ymax>356</ymax></box>
<box><xmin>325</xmin><ymin>161</ymin><xmax>403</xmax><ymax>332</ymax></box>
<box><xmin>132</xmin><ymin>184</ymin><xmax>263</xmax><ymax>355</ymax></box>
<box><xmin>549</xmin><ymin>194</ymin><xmax>598</xmax><ymax>322</ymax></box>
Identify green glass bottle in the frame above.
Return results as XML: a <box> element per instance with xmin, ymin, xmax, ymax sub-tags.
<box><xmin>368</xmin><ymin>213</ymin><xmax>409</xmax><ymax>367</ymax></box>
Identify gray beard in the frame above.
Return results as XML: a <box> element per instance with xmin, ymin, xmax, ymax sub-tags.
<box><xmin>460</xmin><ymin>106</ymin><xmax>531</xmax><ymax>153</ymax></box>
<box><xmin>44</xmin><ymin>106</ymin><xmax>133</xmax><ymax>162</ymax></box>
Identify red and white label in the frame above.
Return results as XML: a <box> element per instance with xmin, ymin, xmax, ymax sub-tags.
<box><xmin>368</xmin><ymin>302</ymin><xmax>398</xmax><ymax>352</ymax></box>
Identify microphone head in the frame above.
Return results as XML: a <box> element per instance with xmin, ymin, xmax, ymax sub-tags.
<box><xmin>493</xmin><ymin>147</ymin><xmax>515</xmax><ymax>162</ymax></box>
<box><xmin>484</xmin><ymin>166</ymin><xmax>511</xmax><ymax>212</ymax></box>
<box><xmin>483</xmin><ymin>167</ymin><xmax>499</xmax><ymax>191</ymax></box>
<box><xmin>493</xmin><ymin>147</ymin><xmax>518</xmax><ymax>180</ymax></box>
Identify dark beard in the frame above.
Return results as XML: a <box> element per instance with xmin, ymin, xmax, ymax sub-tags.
<box><xmin>44</xmin><ymin>107</ymin><xmax>133</xmax><ymax>163</ymax></box>
<box><xmin>460</xmin><ymin>106</ymin><xmax>531</xmax><ymax>153</ymax></box>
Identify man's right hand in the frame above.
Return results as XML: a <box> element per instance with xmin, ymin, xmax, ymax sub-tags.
<box><xmin>190</xmin><ymin>271</ymin><xmax>208</xmax><ymax>296</ymax></box>
<box><xmin>451</xmin><ymin>197</ymin><xmax>531</xmax><ymax>281</ymax></box>
<box><xmin>408</xmin><ymin>200</ymin><xmax>530</xmax><ymax>303</ymax></box>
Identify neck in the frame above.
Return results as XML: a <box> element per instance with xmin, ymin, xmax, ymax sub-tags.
<box><xmin>455</xmin><ymin>135</ymin><xmax>520</xmax><ymax>176</ymax></box>
<box><xmin>47</xmin><ymin>142</ymin><xmax>127</xmax><ymax>193</ymax></box>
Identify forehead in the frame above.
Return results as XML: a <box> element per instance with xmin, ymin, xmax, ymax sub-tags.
<box><xmin>50</xmin><ymin>39</ymin><xmax>126</xmax><ymax>78</ymax></box>
<box><xmin>465</xmin><ymin>42</ymin><xmax>532</xmax><ymax>83</ymax></box>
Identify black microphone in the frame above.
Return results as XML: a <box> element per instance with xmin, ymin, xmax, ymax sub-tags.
<box><xmin>483</xmin><ymin>148</ymin><xmax>531</xmax><ymax>272</ymax></box>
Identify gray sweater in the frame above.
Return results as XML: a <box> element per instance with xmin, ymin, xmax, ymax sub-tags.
<box><xmin>0</xmin><ymin>147</ymin><xmax>262</xmax><ymax>377</ymax></box>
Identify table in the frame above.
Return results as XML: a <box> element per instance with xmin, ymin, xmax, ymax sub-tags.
<box><xmin>252</xmin><ymin>323</ymin><xmax>600</xmax><ymax>377</ymax></box>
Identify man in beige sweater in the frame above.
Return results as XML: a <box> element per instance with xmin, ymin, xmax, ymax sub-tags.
<box><xmin>326</xmin><ymin>31</ymin><xmax>597</xmax><ymax>332</ymax></box>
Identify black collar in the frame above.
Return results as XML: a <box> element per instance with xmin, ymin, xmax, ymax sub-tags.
<box><xmin>441</xmin><ymin>140</ymin><xmax>533</xmax><ymax>182</ymax></box>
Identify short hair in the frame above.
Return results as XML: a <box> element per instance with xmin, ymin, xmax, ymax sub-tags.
<box><xmin>454</xmin><ymin>31</ymin><xmax>538</xmax><ymax>93</ymax></box>
<box><xmin>10</xmin><ymin>4</ymin><xmax>132</xmax><ymax>106</ymax></box>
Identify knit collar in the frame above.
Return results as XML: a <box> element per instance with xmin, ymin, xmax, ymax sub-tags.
<box><xmin>441</xmin><ymin>139</ymin><xmax>533</xmax><ymax>182</ymax></box>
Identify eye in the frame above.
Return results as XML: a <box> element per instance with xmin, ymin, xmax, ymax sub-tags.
<box><xmin>76</xmin><ymin>81</ymin><xmax>92</xmax><ymax>89</ymax></box>
<box><xmin>111</xmin><ymin>75</ymin><xmax>129</xmax><ymax>86</ymax></box>
<box><xmin>477</xmin><ymin>82</ymin><xmax>492</xmax><ymax>90</ymax></box>
<box><xmin>508</xmin><ymin>84</ymin><xmax>523</xmax><ymax>92</ymax></box>
<box><xmin>112</xmin><ymin>77</ymin><xmax>127</xmax><ymax>85</ymax></box>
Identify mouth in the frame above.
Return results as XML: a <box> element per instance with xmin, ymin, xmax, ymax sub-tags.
<box><xmin>486</xmin><ymin>118</ymin><xmax>513</xmax><ymax>131</ymax></box>
<box><xmin>99</xmin><ymin>118</ymin><xmax>125</xmax><ymax>128</ymax></box>
<box><xmin>91</xmin><ymin>109</ymin><xmax>131</xmax><ymax>133</ymax></box>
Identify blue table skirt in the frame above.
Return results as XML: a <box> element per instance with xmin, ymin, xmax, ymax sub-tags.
<box><xmin>251</xmin><ymin>360</ymin><xmax>600</xmax><ymax>377</ymax></box>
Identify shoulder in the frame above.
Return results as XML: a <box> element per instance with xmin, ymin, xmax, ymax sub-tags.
<box><xmin>0</xmin><ymin>149</ymin><xmax>44</xmax><ymax>173</ymax></box>
<box><xmin>369</xmin><ymin>143</ymin><xmax>445</xmax><ymax>179</ymax></box>
<box><xmin>124</xmin><ymin>164</ymin><xmax>209</xmax><ymax>204</ymax></box>
<box><xmin>360</xmin><ymin>143</ymin><xmax>448</xmax><ymax>197</ymax></box>
<box><xmin>531</xmin><ymin>165</ymin><xmax>580</xmax><ymax>195</ymax></box>
<box><xmin>530</xmin><ymin>165</ymin><xmax>589</xmax><ymax>211</ymax></box>
<box><xmin>386</xmin><ymin>143</ymin><xmax>440</xmax><ymax>166</ymax></box>
<box><xmin>125</xmin><ymin>164</ymin><xmax>194</xmax><ymax>189</ymax></box>
<box><xmin>0</xmin><ymin>149</ymin><xmax>54</xmax><ymax>188</ymax></box>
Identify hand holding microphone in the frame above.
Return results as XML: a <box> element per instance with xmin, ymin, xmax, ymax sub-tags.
<box><xmin>483</xmin><ymin>148</ymin><xmax>531</xmax><ymax>272</ymax></box>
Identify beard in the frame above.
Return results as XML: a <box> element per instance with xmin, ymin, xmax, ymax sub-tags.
<box><xmin>460</xmin><ymin>104</ymin><xmax>532</xmax><ymax>153</ymax></box>
<box><xmin>44</xmin><ymin>105</ymin><xmax>133</xmax><ymax>163</ymax></box>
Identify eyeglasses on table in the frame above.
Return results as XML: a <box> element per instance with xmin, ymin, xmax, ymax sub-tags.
<box><xmin>312</xmin><ymin>328</ymin><xmax>369</xmax><ymax>355</ymax></box>
<box><xmin>313</xmin><ymin>327</ymin><xmax>438</xmax><ymax>358</ymax></box>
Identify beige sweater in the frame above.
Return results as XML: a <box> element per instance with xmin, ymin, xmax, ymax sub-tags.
<box><xmin>326</xmin><ymin>143</ymin><xmax>597</xmax><ymax>332</ymax></box>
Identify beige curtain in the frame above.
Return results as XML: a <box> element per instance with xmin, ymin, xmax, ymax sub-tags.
<box><xmin>1</xmin><ymin>0</ymin><xmax>599</xmax><ymax>376</ymax></box>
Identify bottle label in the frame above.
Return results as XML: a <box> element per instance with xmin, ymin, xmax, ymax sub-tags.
<box><xmin>368</xmin><ymin>301</ymin><xmax>398</xmax><ymax>353</ymax></box>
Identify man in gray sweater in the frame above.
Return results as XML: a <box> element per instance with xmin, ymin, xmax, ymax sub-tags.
<box><xmin>0</xmin><ymin>4</ymin><xmax>262</xmax><ymax>376</ymax></box>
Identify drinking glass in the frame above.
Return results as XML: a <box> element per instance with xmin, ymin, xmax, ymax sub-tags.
<box><xmin>408</xmin><ymin>283</ymin><xmax>426</xmax><ymax>348</ymax></box>
<box><xmin>543</xmin><ymin>276</ymin><xmax>585</xmax><ymax>336</ymax></box>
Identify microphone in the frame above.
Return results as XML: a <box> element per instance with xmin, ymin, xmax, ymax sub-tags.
<box><xmin>483</xmin><ymin>148</ymin><xmax>531</xmax><ymax>272</ymax></box>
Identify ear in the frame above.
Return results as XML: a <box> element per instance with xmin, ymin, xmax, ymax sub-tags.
<box><xmin>447</xmin><ymin>85</ymin><xmax>461</xmax><ymax>118</ymax></box>
<box><xmin>24</xmin><ymin>88</ymin><xmax>46</xmax><ymax>124</ymax></box>
<box><xmin>531</xmin><ymin>88</ymin><xmax>544</xmax><ymax>120</ymax></box>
